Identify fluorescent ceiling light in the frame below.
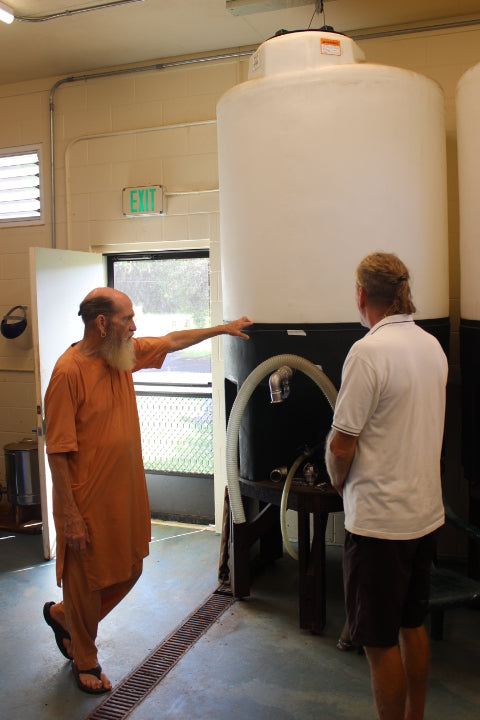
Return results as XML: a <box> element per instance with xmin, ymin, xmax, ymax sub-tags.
<box><xmin>0</xmin><ymin>2</ymin><xmax>14</xmax><ymax>24</ymax></box>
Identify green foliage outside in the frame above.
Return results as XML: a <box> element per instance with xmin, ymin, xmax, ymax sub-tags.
<box><xmin>114</xmin><ymin>257</ymin><xmax>211</xmax><ymax>327</ymax></box>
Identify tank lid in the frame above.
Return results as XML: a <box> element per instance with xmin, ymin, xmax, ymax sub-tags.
<box><xmin>248</xmin><ymin>30</ymin><xmax>365</xmax><ymax>80</ymax></box>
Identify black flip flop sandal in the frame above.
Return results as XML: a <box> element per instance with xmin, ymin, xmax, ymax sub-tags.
<box><xmin>43</xmin><ymin>601</ymin><xmax>72</xmax><ymax>660</ymax></box>
<box><xmin>73</xmin><ymin>663</ymin><xmax>111</xmax><ymax>695</ymax></box>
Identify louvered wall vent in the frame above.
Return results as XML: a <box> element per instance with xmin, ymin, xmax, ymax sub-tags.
<box><xmin>85</xmin><ymin>586</ymin><xmax>234</xmax><ymax>720</ymax></box>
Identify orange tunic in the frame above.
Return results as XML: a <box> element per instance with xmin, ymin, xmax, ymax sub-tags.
<box><xmin>45</xmin><ymin>337</ymin><xmax>168</xmax><ymax>591</ymax></box>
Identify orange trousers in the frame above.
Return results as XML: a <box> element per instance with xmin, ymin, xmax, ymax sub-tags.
<box><xmin>57</xmin><ymin>548</ymin><xmax>143</xmax><ymax>670</ymax></box>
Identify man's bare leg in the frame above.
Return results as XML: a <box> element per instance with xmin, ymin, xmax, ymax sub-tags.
<box><xmin>364</xmin><ymin>645</ymin><xmax>406</xmax><ymax>720</ymax></box>
<box><xmin>399</xmin><ymin>625</ymin><xmax>429</xmax><ymax>720</ymax></box>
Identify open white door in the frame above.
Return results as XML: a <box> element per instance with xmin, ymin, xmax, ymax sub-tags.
<box><xmin>29</xmin><ymin>248</ymin><xmax>105</xmax><ymax>560</ymax></box>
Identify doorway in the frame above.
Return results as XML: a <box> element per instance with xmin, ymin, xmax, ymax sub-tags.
<box><xmin>107</xmin><ymin>251</ymin><xmax>214</xmax><ymax>524</ymax></box>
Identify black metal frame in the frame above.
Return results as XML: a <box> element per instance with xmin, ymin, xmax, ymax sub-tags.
<box><xmin>106</xmin><ymin>249</ymin><xmax>209</xmax><ymax>285</ymax></box>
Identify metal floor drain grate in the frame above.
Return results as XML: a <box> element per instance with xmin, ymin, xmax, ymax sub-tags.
<box><xmin>85</xmin><ymin>586</ymin><xmax>234</xmax><ymax>720</ymax></box>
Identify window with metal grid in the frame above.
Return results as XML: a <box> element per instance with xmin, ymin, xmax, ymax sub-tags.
<box><xmin>136</xmin><ymin>390</ymin><xmax>213</xmax><ymax>476</ymax></box>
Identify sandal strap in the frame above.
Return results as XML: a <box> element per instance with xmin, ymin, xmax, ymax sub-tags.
<box><xmin>76</xmin><ymin>664</ymin><xmax>102</xmax><ymax>679</ymax></box>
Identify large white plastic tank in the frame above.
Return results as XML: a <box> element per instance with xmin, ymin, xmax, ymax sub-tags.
<box><xmin>456</xmin><ymin>62</ymin><xmax>480</xmax><ymax>512</ymax></box>
<box><xmin>217</xmin><ymin>31</ymin><xmax>449</xmax><ymax>323</ymax></box>
<box><xmin>217</xmin><ymin>31</ymin><xmax>450</xmax><ymax>482</ymax></box>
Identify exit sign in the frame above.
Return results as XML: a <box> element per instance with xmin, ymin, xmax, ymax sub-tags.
<box><xmin>122</xmin><ymin>185</ymin><xmax>165</xmax><ymax>217</ymax></box>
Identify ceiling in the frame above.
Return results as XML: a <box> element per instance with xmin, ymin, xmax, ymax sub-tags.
<box><xmin>1</xmin><ymin>0</ymin><xmax>480</xmax><ymax>87</ymax></box>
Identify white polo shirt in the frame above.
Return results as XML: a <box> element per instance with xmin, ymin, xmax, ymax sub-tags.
<box><xmin>332</xmin><ymin>315</ymin><xmax>448</xmax><ymax>540</ymax></box>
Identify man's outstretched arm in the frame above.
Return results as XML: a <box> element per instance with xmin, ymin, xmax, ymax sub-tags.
<box><xmin>164</xmin><ymin>316</ymin><xmax>253</xmax><ymax>353</ymax></box>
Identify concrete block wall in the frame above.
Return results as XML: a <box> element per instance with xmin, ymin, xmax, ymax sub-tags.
<box><xmin>0</xmin><ymin>78</ymin><xmax>53</xmax><ymax>494</ymax></box>
<box><xmin>0</xmin><ymin>24</ymin><xmax>480</xmax><ymax>538</ymax></box>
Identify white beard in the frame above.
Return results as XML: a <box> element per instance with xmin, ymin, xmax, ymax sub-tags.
<box><xmin>101</xmin><ymin>334</ymin><xmax>136</xmax><ymax>371</ymax></box>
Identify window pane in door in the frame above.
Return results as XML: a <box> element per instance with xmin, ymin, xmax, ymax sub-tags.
<box><xmin>112</xmin><ymin>253</ymin><xmax>211</xmax><ymax>385</ymax></box>
<box><xmin>109</xmin><ymin>251</ymin><xmax>213</xmax><ymax>480</ymax></box>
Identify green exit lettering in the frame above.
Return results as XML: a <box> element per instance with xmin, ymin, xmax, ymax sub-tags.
<box><xmin>130</xmin><ymin>187</ymin><xmax>156</xmax><ymax>214</ymax></box>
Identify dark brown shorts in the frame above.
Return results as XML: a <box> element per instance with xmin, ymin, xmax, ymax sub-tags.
<box><xmin>343</xmin><ymin>529</ymin><xmax>437</xmax><ymax>648</ymax></box>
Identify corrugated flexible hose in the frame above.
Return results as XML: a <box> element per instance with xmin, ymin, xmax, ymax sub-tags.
<box><xmin>225</xmin><ymin>354</ymin><xmax>338</xmax><ymax>557</ymax></box>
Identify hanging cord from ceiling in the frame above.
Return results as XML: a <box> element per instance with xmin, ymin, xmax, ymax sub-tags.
<box><xmin>308</xmin><ymin>0</ymin><xmax>324</xmax><ymax>29</ymax></box>
<box><xmin>307</xmin><ymin>0</ymin><xmax>335</xmax><ymax>33</ymax></box>
<box><xmin>13</xmin><ymin>0</ymin><xmax>144</xmax><ymax>23</ymax></box>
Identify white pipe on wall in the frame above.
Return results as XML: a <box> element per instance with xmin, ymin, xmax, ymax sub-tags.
<box><xmin>64</xmin><ymin>120</ymin><xmax>217</xmax><ymax>250</ymax></box>
<box><xmin>48</xmin><ymin>14</ymin><xmax>480</xmax><ymax>249</ymax></box>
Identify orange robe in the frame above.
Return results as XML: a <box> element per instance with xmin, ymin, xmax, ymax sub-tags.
<box><xmin>45</xmin><ymin>338</ymin><xmax>168</xmax><ymax>591</ymax></box>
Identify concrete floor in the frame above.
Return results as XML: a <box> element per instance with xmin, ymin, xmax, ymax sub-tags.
<box><xmin>1</xmin><ymin>522</ymin><xmax>479</xmax><ymax>720</ymax></box>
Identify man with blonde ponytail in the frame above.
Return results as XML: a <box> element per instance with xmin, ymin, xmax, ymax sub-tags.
<box><xmin>325</xmin><ymin>252</ymin><xmax>448</xmax><ymax>720</ymax></box>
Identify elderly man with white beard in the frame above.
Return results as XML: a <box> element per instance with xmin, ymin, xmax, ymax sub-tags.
<box><xmin>42</xmin><ymin>287</ymin><xmax>253</xmax><ymax>694</ymax></box>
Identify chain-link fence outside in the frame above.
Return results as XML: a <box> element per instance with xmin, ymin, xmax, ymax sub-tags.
<box><xmin>136</xmin><ymin>390</ymin><xmax>214</xmax><ymax>476</ymax></box>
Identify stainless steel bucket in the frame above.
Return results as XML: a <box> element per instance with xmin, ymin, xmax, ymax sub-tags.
<box><xmin>4</xmin><ymin>438</ymin><xmax>40</xmax><ymax>506</ymax></box>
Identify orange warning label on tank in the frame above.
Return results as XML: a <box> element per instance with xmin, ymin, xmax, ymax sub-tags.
<box><xmin>321</xmin><ymin>38</ymin><xmax>341</xmax><ymax>56</ymax></box>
